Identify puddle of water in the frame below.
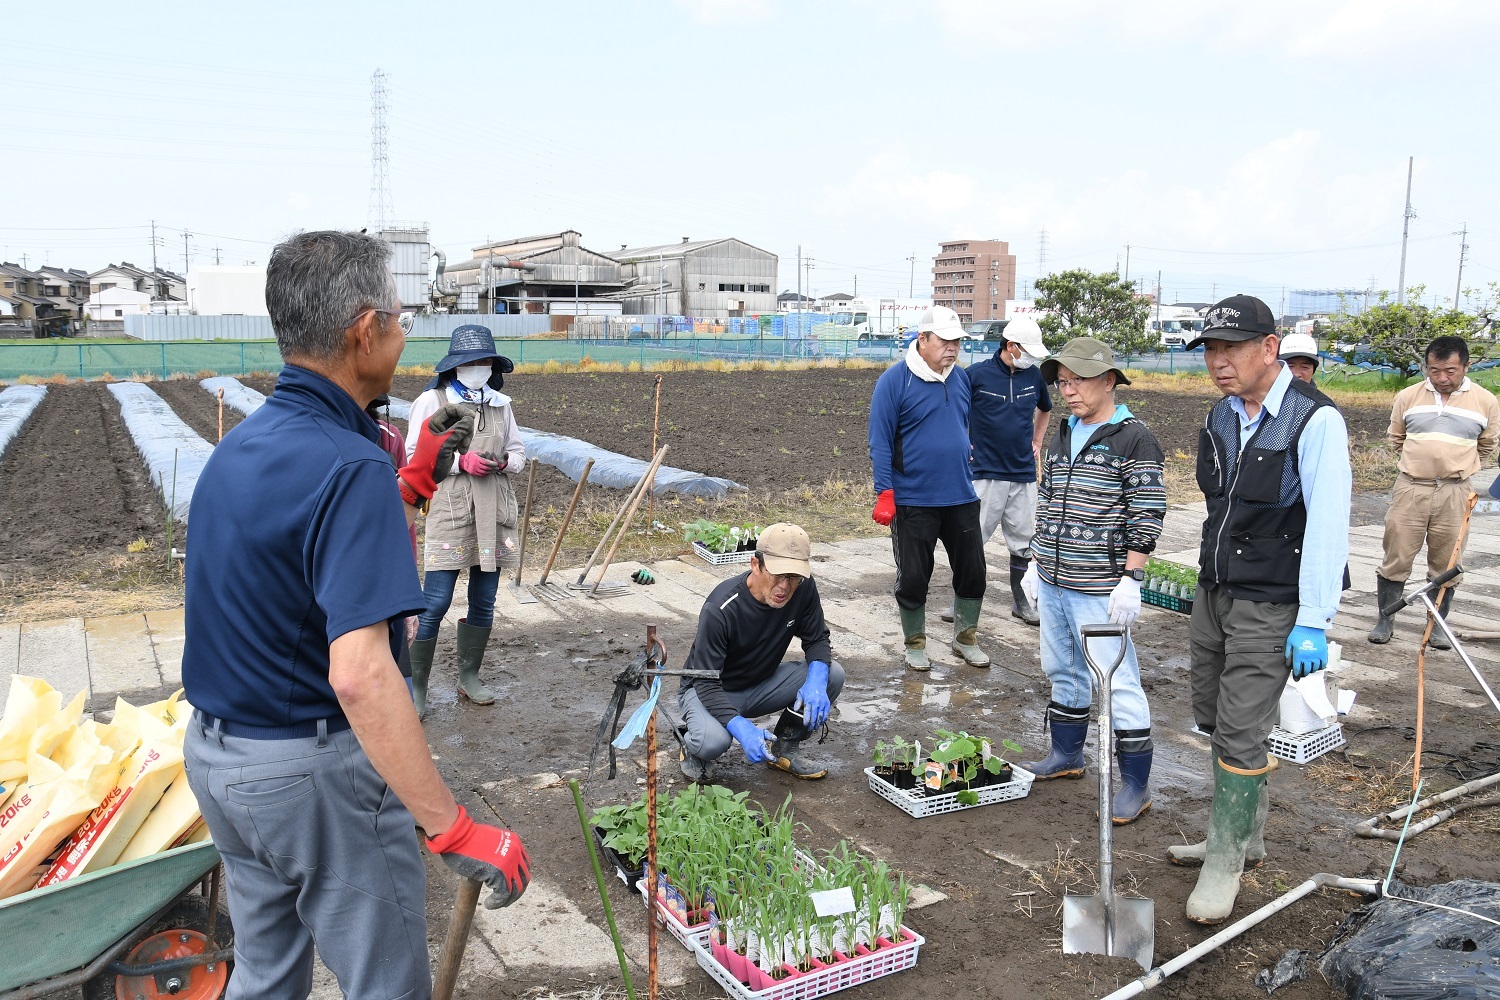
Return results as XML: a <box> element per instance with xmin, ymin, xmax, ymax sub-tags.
<box><xmin>834</xmin><ymin>692</ymin><xmax>901</xmax><ymax>724</ymax></box>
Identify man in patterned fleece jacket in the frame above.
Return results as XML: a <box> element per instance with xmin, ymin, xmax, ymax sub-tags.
<box><xmin>1020</xmin><ymin>337</ymin><xmax>1166</xmax><ymax>826</ymax></box>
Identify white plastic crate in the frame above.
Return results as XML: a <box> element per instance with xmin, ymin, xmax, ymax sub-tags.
<box><xmin>692</xmin><ymin>927</ymin><xmax>924</xmax><ymax>1000</ymax></box>
<box><xmin>1268</xmin><ymin>723</ymin><xmax>1345</xmax><ymax>764</ymax></box>
<box><xmin>865</xmin><ymin>765</ymin><xmax>1033</xmax><ymax>818</ymax></box>
<box><xmin>694</xmin><ymin>542</ymin><xmax>755</xmax><ymax>566</ymax></box>
<box><xmin>637</xmin><ymin>878</ymin><xmax>713</xmax><ymax>949</ymax></box>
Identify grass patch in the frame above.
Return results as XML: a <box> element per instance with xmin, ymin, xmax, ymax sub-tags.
<box><xmin>1</xmin><ymin>551</ymin><xmax>184</xmax><ymax>623</ymax></box>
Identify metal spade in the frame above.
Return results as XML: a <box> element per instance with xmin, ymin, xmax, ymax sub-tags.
<box><xmin>1062</xmin><ymin>622</ymin><xmax>1155</xmax><ymax>971</ymax></box>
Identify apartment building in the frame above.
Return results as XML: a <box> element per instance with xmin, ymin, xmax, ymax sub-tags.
<box><xmin>931</xmin><ymin>239</ymin><xmax>1017</xmax><ymax>325</ymax></box>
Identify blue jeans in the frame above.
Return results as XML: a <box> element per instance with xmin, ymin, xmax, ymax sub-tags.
<box><xmin>416</xmin><ymin>568</ymin><xmax>500</xmax><ymax>640</ymax></box>
<box><xmin>1038</xmin><ymin>580</ymin><xmax>1150</xmax><ymax>730</ymax></box>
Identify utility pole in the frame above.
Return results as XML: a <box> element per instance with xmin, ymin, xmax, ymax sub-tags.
<box><xmin>1124</xmin><ymin>244</ymin><xmax>1130</xmax><ymax>283</ymax></box>
<box><xmin>19</xmin><ymin>253</ymin><xmax>28</xmax><ymax>269</ymax></box>
<box><xmin>182</xmin><ymin>230</ymin><xmax>191</xmax><ymax>275</ymax></box>
<box><xmin>1155</xmin><ymin>271</ymin><xmax>1162</xmax><ymax>332</ymax></box>
<box><xmin>213</xmin><ymin>246</ymin><xmax>222</xmax><ymax>265</ymax></box>
<box><xmin>853</xmin><ymin>273</ymin><xmax>858</xmax><ymax>297</ymax></box>
<box><xmin>796</xmin><ymin>244</ymin><xmax>802</xmax><ymax>336</ymax></box>
<box><xmin>150</xmin><ymin>220</ymin><xmax>159</xmax><ymax>271</ymax></box>
<box><xmin>907</xmin><ymin>252</ymin><xmax>915</xmax><ymax>298</ymax></box>
<box><xmin>1397</xmin><ymin>156</ymin><xmax>1414</xmax><ymax>305</ymax></box>
<box><xmin>1454</xmin><ymin>223</ymin><xmax>1469</xmax><ymax>309</ymax></box>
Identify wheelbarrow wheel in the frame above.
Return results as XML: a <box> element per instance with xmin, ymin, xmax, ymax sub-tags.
<box><xmin>82</xmin><ymin>896</ymin><xmax>232</xmax><ymax>1000</ymax></box>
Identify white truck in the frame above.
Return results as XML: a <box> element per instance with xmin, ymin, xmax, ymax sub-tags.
<box><xmin>845</xmin><ymin>298</ymin><xmax>931</xmax><ymax>341</ymax></box>
<box><xmin>1146</xmin><ymin>305</ymin><xmax>1206</xmax><ymax>348</ymax></box>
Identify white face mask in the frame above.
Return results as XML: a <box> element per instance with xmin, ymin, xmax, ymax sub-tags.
<box><xmin>1011</xmin><ymin>348</ymin><xmax>1038</xmax><ymax>370</ymax></box>
<box><xmin>455</xmin><ymin>363</ymin><xmax>491</xmax><ymax>390</ymax></box>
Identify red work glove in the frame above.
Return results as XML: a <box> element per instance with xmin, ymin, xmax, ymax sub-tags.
<box><xmin>397</xmin><ymin>404</ymin><xmax>474</xmax><ymax>507</ymax></box>
<box><xmin>872</xmin><ymin>489</ymin><xmax>896</xmax><ymax>526</ymax></box>
<box><xmin>425</xmin><ymin>805</ymin><xmax>531</xmax><ymax>909</ymax></box>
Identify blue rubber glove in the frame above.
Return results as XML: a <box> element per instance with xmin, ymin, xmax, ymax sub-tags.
<box><xmin>1284</xmin><ymin>625</ymin><xmax>1328</xmax><ymax>679</ymax></box>
<box><xmin>726</xmin><ymin>716</ymin><xmax>774</xmax><ymax>763</ymax></box>
<box><xmin>794</xmin><ymin>661</ymin><xmax>832</xmax><ymax>729</ymax></box>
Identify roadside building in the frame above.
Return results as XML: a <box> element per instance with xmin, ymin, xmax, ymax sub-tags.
<box><xmin>0</xmin><ymin>262</ymin><xmax>67</xmax><ymax>333</ymax></box>
<box><xmin>84</xmin><ymin>287</ymin><xmax>153</xmax><ymax>321</ymax></box>
<box><xmin>37</xmin><ymin>267</ymin><xmax>91</xmax><ymax>321</ymax></box>
<box><xmin>186</xmin><ymin>265</ymin><xmax>269</xmax><ymax>315</ymax></box>
<box><xmin>932</xmin><ymin>239</ymin><xmax>1017</xmax><ymax>325</ymax></box>
<box><xmin>442</xmin><ymin>231</ymin><xmax>626</xmax><ymax>316</ymax></box>
<box><xmin>611</xmin><ymin>237</ymin><xmax>776</xmax><ymax>319</ymax></box>
<box><xmin>88</xmin><ymin>262</ymin><xmax>185</xmax><ymax>303</ymax></box>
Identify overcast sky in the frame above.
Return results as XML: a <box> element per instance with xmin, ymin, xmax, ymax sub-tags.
<box><xmin>4</xmin><ymin>1</ymin><xmax>1497</xmax><ymax>313</ymax></box>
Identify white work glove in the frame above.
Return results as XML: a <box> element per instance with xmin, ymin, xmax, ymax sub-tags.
<box><xmin>1108</xmin><ymin>576</ymin><xmax>1142</xmax><ymax>627</ymax></box>
<box><xmin>1021</xmin><ymin>561</ymin><xmax>1039</xmax><ymax>604</ymax></box>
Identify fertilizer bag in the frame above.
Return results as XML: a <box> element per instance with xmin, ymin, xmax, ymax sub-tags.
<box><xmin>0</xmin><ymin>738</ymin><xmax>121</xmax><ymax>899</ymax></box>
<box><xmin>0</xmin><ymin>676</ymin><xmax>63</xmax><ymax>786</ymax></box>
<box><xmin>1320</xmin><ymin>879</ymin><xmax>1500</xmax><ymax>1000</ymax></box>
<box><xmin>34</xmin><ymin>699</ymin><xmax>185</xmax><ymax>887</ymax></box>
<box><xmin>114</xmin><ymin>702</ymin><xmax>202</xmax><ymax>865</ymax></box>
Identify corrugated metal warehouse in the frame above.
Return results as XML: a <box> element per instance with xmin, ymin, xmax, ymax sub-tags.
<box><xmin>609</xmin><ymin>238</ymin><xmax>777</xmax><ymax>319</ymax></box>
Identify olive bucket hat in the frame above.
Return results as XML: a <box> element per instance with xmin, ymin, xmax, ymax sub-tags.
<box><xmin>1039</xmin><ymin>336</ymin><xmax>1131</xmax><ymax>386</ymax></box>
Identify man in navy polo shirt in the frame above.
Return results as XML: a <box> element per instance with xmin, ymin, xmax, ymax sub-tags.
<box><xmin>964</xmin><ymin>315</ymin><xmax>1052</xmax><ymax>625</ymax></box>
<box><xmin>182</xmin><ymin>230</ymin><xmax>530</xmax><ymax>999</ymax></box>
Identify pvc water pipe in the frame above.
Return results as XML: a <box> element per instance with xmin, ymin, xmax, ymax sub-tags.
<box><xmin>1354</xmin><ymin>771</ymin><xmax>1500</xmax><ymax>841</ymax></box>
<box><xmin>1099</xmin><ymin>875</ymin><xmax>1382</xmax><ymax>1000</ymax></box>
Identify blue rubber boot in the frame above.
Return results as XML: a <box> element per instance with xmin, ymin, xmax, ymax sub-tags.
<box><xmin>1023</xmin><ymin>702</ymin><xmax>1090</xmax><ymax>780</ymax></box>
<box><xmin>1112</xmin><ymin>729</ymin><xmax>1153</xmax><ymax>825</ymax></box>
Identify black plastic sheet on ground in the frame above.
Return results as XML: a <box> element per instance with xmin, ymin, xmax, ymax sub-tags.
<box><xmin>1321</xmin><ymin>879</ymin><xmax>1500</xmax><ymax>1000</ymax></box>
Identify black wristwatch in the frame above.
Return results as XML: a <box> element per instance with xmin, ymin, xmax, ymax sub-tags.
<box><xmin>1127</xmin><ymin>568</ymin><xmax>1146</xmax><ymax>582</ymax></box>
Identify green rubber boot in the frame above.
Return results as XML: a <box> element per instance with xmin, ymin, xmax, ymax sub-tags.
<box><xmin>899</xmin><ymin>605</ymin><xmax>929</xmax><ymax>671</ymax></box>
<box><xmin>950</xmin><ymin>597</ymin><xmax>991</xmax><ymax>668</ymax></box>
<box><xmin>1185</xmin><ymin>758</ymin><xmax>1271</xmax><ymax>925</ymax></box>
<box><xmin>409</xmin><ymin>637</ymin><xmax>436</xmax><ymax>720</ymax></box>
<box><xmin>1168</xmin><ymin>750</ymin><xmax>1269</xmax><ymax>869</ymax></box>
<box><xmin>455</xmin><ymin>619</ymin><xmax>496</xmax><ymax>705</ymax></box>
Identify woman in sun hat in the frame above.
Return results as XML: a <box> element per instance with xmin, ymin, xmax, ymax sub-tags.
<box><xmin>405</xmin><ymin>324</ymin><xmax>525</xmax><ymax>716</ymax></box>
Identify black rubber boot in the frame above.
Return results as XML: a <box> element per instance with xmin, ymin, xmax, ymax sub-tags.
<box><xmin>409</xmin><ymin>637</ymin><xmax>436</xmax><ymax>720</ymax></box>
<box><xmin>1368</xmin><ymin>576</ymin><xmax>1402</xmax><ymax>644</ymax></box>
<box><xmin>1023</xmin><ymin>702</ymin><xmax>1090</xmax><ymax>780</ymax></box>
<box><xmin>1113</xmin><ymin>729</ymin><xmax>1153</xmax><ymax>824</ymax></box>
<box><xmin>1428</xmin><ymin>587</ymin><xmax>1455</xmax><ymax>650</ymax></box>
<box><xmin>769</xmin><ymin>710</ymin><xmax>826</xmax><ymax>779</ymax></box>
<box><xmin>1010</xmin><ymin>556</ymin><xmax>1039</xmax><ymax>625</ymax></box>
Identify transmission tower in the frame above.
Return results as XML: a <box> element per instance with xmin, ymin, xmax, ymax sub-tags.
<box><xmin>368</xmin><ymin>69</ymin><xmax>393</xmax><ymax>229</ymax></box>
<box><xmin>1036</xmin><ymin>226</ymin><xmax>1050</xmax><ymax>277</ymax></box>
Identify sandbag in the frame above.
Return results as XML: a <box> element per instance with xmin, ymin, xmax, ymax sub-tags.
<box><xmin>1321</xmin><ymin>879</ymin><xmax>1500</xmax><ymax>1000</ymax></box>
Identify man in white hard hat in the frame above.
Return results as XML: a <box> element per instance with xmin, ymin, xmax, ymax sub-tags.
<box><xmin>1278</xmin><ymin>333</ymin><xmax>1320</xmax><ymax>384</ymax></box>
<box><xmin>869</xmin><ymin>305</ymin><xmax>990</xmax><ymax>671</ymax></box>
<box><xmin>961</xmin><ymin>315</ymin><xmax>1052</xmax><ymax>625</ymax></box>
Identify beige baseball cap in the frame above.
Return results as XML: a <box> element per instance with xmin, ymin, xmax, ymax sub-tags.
<box><xmin>756</xmin><ymin>522</ymin><xmax>812</xmax><ymax>578</ymax></box>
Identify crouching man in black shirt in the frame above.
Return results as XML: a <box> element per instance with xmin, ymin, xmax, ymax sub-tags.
<box><xmin>678</xmin><ymin>522</ymin><xmax>844</xmax><ymax>782</ymax></box>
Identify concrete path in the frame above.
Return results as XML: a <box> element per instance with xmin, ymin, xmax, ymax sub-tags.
<box><xmin>13</xmin><ymin>481</ymin><xmax>1500</xmax><ymax>995</ymax></box>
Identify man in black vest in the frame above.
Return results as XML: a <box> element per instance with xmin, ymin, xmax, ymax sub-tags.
<box><xmin>1171</xmin><ymin>295</ymin><xmax>1351</xmax><ymax>925</ymax></box>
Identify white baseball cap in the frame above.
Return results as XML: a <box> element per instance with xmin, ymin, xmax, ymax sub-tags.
<box><xmin>1003</xmin><ymin>316</ymin><xmax>1050</xmax><ymax>358</ymax></box>
<box><xmin>916</xmin><ymin>306</ymin><xmax>965</xmax><ymax>341</ymax></box>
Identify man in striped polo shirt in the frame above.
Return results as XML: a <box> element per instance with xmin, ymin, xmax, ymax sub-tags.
<box><xmin>1020</xmin><ymin>337</ymin><xmax>1166</xmax><ymax>825</ymax></box>
<box><xmin>1368</xmin><ymin>336</ymin><xmax>1500</xmax><ymax>646</ymax></box>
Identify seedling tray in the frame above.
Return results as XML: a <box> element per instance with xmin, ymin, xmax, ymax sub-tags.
<box><xmin>1268</xmin><ymin>723</ymin><xmax>1345</xmax><ymax>764</ymax></box>
<box><xmin>694</xmin><ymin>542</ymin><xmax>755</xmax><ymax>566</ymax></box>
<box><xmin>692</xmin><ymin>926</ymin><xmax>925</xmax><ymax>999</ymax></box>
<box><xmin>592</xmin><ymin>825</ymin><xmax>644</xmax><ymax>886</ymax></box>
<box><xmin>1143</xmin><ymin>589</ymin><xmax>1193</xmax><ymax>615</ymax></box>
<box><xmin>637</xmin><ymin>877</ymin><xmax>713</xmax><ymax>949</ymax></box>
<box><xmin>865</xmin><ymin>765</ymin><xmax>1033</xmax><ymax>818</ymax></box>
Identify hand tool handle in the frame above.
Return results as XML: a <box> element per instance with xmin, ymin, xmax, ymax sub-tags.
<box><xmin>1383</xmin><ymin>565</ymin><xmax>1462</xmax><ymax>618</ymax></box>
<box><xmin>432</xmin><ymin>877</ymin><xmax>482</xmax><ymax>1000</ymax></box>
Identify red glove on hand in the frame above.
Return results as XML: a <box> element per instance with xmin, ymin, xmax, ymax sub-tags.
<box><xmin>872</xmin><ymin>489</ymin><xmax>896</xmax><ymax>526</ymax></box>
<box><xmin>425</xmin><ymin>805</ymin><xmax>531</xmax><ymax>909</ymax></box>
<box><xmin>397</xmin><ymin>404</ymin><xmax>474</xmax><ymax>507</ymax></box>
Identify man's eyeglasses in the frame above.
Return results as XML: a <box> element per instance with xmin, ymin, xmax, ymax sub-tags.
<box><xmin>1052</xmin><ymin>375</ymin><xmax>1098</xmax><ymax>391</ymax></box>
<box><xmin>349</xmin><ymin>306</ymin><xmax>419</xmax><ymax>335</ymax></box>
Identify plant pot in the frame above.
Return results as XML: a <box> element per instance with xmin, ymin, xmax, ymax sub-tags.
<box><xmin>746</xmin><ymin>962</ymin><xmax>777</xmax><ymax>991</ymax></box>
<box><xmin>891</xmin><ymin>763</ymin><xmax>916</xmax><ymax>789</ymax></box>
<box><xmin>873</xmin><ymin>765</ymin><xmax>894</xmax><ymax>783</ymax></box>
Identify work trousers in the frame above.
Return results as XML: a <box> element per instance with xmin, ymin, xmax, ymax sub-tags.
<box><xmin>974</xmin><ymin>478</ymin><xmax>1037</xmax><ymax>559</ymax></box>
<box><xmin>184</xmin><ymin>716</ymin><xmax>430</xmax><ymax>1000</ymax></box>
<box><xmin>1378</xmin><ymin>474</ymin><xmax>1473</xmax><ymax>585</ymax></box>
<box><xmin>890</xmin><ymin>501</ymin><xmax>987</xmax><ymax>611</ymax></box>
<box><xmin>679</xmin><ymin>660</ymin><xmax>846</xmax><ymax>763</ymax></box>
<box><xmin>416</xmin><ymin>567</ymin><xmax>500</xmax><ymax>640</ymax></box>
<box><xmin>1038</xmin><ymin>580</ymin><xmax>1150</xmax><ymax>730</ymax></box>
<box><xmin>1188</xmin><ymin>586</ymin><xmax>1296</xmax><ymax>771</ymax></box>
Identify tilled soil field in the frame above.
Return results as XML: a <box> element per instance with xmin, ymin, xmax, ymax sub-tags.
<box><xmin>6</xmin><ymin>367</ymin><xmax>1469</xmax><ymax>1000</ymax></box>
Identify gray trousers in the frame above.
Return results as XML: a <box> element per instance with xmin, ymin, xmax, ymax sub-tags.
<box><xmin>679</xmin><ymin>660</ymin><xmax>846</xmax><ymax>763</ymax></box>
<box><xmin>1188</xmin><ymin>587</ymin><xmax>1296</xmax><ymax>770</ymax></box>
<box><xmin>185</xmin><ymin>715</ymin><xmax>430</xmax><ymax>1000</ymax></box>
<box><xmin>975</xmin><ymin>478</ymin><xmax>1037</xmax><ymax>559</ymax></box>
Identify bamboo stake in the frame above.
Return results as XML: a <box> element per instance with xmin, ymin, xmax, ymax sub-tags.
<box><xmin>1413</xmin><ymin>490</ymin><xmax>1478</xmax><ymax>792</ymax></box>
<box><xmin>216</xmin><ymin>387</ymin><xmax>225</xmax><ymax>443</ymax></box>
<box><xmin>574</xmin><ymin>447</ymin><xmax>666</xmax><ymax>586</ymax></box>
<box><xmin>569</xmin><ymin>779</ymin><xmax>637</xmax><ymax>1000</ymax></box>
<box><xmin>648</xmin><ymin>373</ymin><xmax>662</xmax><ymax>530</ymax></box>
<box><xmin>592</xmin><ymin>446</ymin><xmax>669</xmax><ymax>595</ymax></box>
<box><xmin>538</xmin><ymin>458</ymin><xmax>594</xmax><ymax>587</ymax></box>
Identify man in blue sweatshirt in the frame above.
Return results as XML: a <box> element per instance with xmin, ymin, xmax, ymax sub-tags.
<box><xmin>965</xmin><ymin>315</ymin><xmax>1053</xmax><ymax>626</ymax></box>
<box><xmin>869</xmin><ymin>306</ymin><xmax>989</xmax><ymax>671</ymax></box>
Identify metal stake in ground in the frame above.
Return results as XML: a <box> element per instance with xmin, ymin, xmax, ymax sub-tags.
<box><xmin>592</xmin><ymin>446</ymin><xmax>670</xmax><ymax>597</ymax></box>
<box><xmin>1063</xmin><ymin>623</ymin><xmax>1155</xmax><ymax>972</ymax></box>
<box><xmin>570</xmin><ymin>446</ymin><xmax>667</xmax><ymax>593</ymax></box>
<box><xmin>534</xmin><ymin>458</ymin><xmax>594</xmax><ymax>601</ymax></box>
<box><xmin>216</xmin><ymin>387</ymin><xmax>224</xmax><ymax>443</ymax></box>
<box><xmin>508</xmin><ymin>459</ymin><xmax>539</xmax><ymax>604</ymax></box>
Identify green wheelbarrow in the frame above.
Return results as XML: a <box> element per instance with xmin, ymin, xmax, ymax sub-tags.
<box><xmin>0</xmin><ymin>840</ymin><xmax>232</xmax><ymax>1000</ymax></box>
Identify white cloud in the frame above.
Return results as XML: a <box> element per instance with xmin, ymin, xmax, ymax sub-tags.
<box><xmin>815</xmin><ymin>145</ymin><xmax>979</xmax><ymax>225</ymax></box>
<box><xmin>672</xmin><ymin>0</ymin><xmax>773</xmax><ymax>24</ymax></box>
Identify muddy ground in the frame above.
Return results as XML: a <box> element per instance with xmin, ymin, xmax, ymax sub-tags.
<box><xmin>5</xmin><ymin>369</ymin><xmax>1485</xmax><ymax>1000</ymax></box>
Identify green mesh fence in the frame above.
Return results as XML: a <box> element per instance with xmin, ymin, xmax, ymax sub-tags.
<box><xmin>0</xmin><ymin>337</ymin><xmax>904</xmax><ymax>380</ymax></box>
